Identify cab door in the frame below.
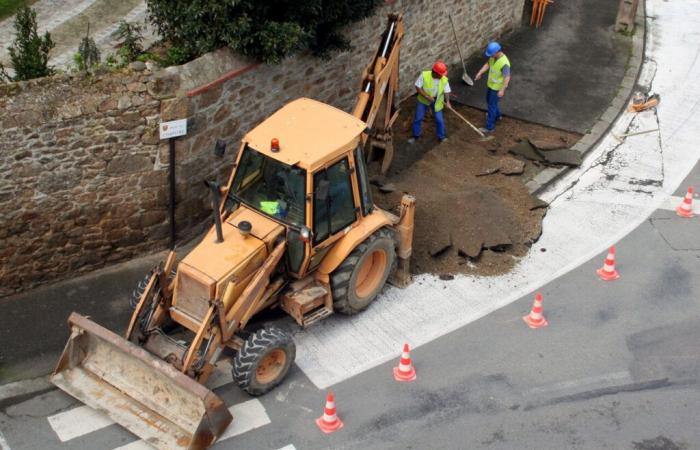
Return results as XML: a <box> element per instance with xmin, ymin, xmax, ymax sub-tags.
<box><xmin>306</xmin><ymin>156</ymin><xmax>360</xmax><ymax>272</ymax></box>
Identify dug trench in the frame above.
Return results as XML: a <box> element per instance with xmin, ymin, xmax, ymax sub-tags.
<box><xmin>370</xmin><ymin>101</ymin><xmax>581</xmax><ymax>277</ymax></box>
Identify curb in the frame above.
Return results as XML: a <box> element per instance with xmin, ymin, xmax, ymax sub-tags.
<box><xmin>527</xmin><ymin>0</ymin><xmax>647</xmax><ymax>196</ymax></box>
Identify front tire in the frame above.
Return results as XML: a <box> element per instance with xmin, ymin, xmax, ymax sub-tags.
<box><xmin>331</xmin><ymin>228</ymin><xmax>396</xmax><ymax>315</ymax></box>
<box><xmin>232</xmin><ymin>326</ymin><xmax>296</xmax><ymax>396</ymax></box>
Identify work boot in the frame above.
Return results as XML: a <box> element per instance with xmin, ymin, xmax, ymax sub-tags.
<box><xmin>439</xmin><ymin>137</ymin><xmax>448</xmax><ymax>143</ymax></box>
<box><xmin>478</xmin><ymin>127</ymin><xmax>494</xmax><ymax>134</ymax></box>
<box><xmin>407</xmin><ymin>136</ymin><xmax>418</xmax><ymax>144</ymax></box>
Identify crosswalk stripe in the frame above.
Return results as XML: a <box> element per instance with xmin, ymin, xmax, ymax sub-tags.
<box><xmin>658</xmin><ymin>195</ymin><xmax>699</xmax><ymax>214</ymax></box>
<box><xmin>113</xmin><ymin>399</ymin><xmax>271</xmax><ymax>450</ymax></box>
<box><xmin>0</xmin><ymin>430</ymin><xmax>11</xmax><ymax>450</ymax></box>
<box><xmin>217</xmin><ymin>399</ymin><xmax>271</xmax><ymax>441</ymax></box>
<box><xmin>48</xmin><ymin>405</ymin><xmax>114</xmax><ymax>442</ymax></box>
<box><xmin>48</xmin><ymin>359</ymin><xmax>234</xmax><ymax>442</ymax></box>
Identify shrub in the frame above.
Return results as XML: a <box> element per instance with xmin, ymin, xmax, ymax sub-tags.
<box><xmin>146</xmin><ymin>0</ymin><xmax>380</xmax><ymax>64</ymax></box>
<box><xmin>74</xmin><ymin>23</ymin><xmax>100</xmax><ymax>71</ymax></box>
<box><xmin>3</xmin><ymin>6</ymin><xmax>55</xmax><ymax>81</ymax></box>
<box><xmin>113</xmin><ymin>20</ymin><xmax>144</xmax><ymax>64</ymax></box>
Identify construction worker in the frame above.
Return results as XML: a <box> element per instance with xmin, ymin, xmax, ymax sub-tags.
<box><xmin>474</xmin><ymin>41</ymin><xmax>510</xmax><ymax>133</ymax></box>
<box><xmin>408</xmin><ymin>61</ymin><xmax>452</xmax><ymax>143</ymax></box>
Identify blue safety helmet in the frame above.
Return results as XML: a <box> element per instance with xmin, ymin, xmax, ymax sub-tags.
<box><xmin>485</xmin><ymin>41</ymin><xmax>501</xmax><ymax>57</ymax></box>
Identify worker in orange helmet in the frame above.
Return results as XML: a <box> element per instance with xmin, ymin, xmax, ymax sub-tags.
<box><xmin>408</xmin><ymin>60</ymin><xmax>452</xmax><ymax>144</ymax></box>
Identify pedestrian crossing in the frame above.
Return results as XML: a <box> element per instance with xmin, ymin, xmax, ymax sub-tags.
<box><xmin>46</xmin><ymin>359</ymin><xmax>274</xmax><ymax>449</ymax></box>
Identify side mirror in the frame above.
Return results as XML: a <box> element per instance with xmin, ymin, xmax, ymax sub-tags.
<box><xmin>300</xmin><ymin>226</ymin><xmax>312</xmax><ymax>243</ymax></box>
<box><xmin>316</xmin><ymin>179</ymin><xmax>330</xmax><ymax>202</ymax></box>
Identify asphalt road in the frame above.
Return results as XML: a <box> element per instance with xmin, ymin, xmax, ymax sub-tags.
<box><xmin>1</xmin><ymin>173</ymin><xmax>698</xmax><ymax>449</ymax></box>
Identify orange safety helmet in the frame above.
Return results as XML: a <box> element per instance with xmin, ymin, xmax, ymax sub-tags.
<box><xmin>432</xmin><ymin>60</ymin><xmax>448</xmax><ymax>77</ymax></box>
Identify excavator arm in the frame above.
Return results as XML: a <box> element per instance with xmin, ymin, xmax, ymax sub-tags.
<box><xmin>352</xmin><ymin>13</ymin><xmax>404</xmax><ymax>174</ymax></box>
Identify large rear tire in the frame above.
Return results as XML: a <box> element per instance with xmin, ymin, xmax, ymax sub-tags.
<box><xmin>232</xmin><ymin>326</ymin><xmax>296</xmax><ymax>396</ymax></box>
<box><xmin>331</xmin><ymin>228</ymin><xmax>396</xmax><ymax>315</ymax></box>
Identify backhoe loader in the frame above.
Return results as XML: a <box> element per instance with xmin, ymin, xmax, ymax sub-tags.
<box><xmin>51</xmin><ymin>14</ymin><xmax>412</xmax><ymax>450</ymax></box>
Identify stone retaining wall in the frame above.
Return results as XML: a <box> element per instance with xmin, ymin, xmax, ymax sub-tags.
<box><xmin>0</xmin><ymin>0</ymin><xmax>525</xmax><ymax>296</ymax></box>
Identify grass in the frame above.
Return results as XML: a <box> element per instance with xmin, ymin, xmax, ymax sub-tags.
<box><xmin>0</xmin><ymin>0</ymin><xmax>38</xmax><ymax>21</ymax></box>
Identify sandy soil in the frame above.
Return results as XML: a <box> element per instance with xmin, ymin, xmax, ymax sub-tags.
<box><xmin>371</xmin><ymin>102</ymin><xmax>580</xmax><ymax>277</ymax></box>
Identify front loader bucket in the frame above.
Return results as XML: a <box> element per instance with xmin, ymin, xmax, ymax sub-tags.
<box><xmin>51</xmin><ymin>313</ymin><xmax>232</xmax><ymax>450</ymax></box>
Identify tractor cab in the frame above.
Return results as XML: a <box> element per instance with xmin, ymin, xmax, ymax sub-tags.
<box><xmin>223</xmin><ymin>98</ymin><xmax>377</xmax><ymax>279</ymax></box>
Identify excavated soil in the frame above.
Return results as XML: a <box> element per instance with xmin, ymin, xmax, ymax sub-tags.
<box><xmin>371</xmin><ymin>102</ymin><xmax>580</xmax><ymax>277</ymax></box>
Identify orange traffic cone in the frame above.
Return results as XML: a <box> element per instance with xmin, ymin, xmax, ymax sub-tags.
<box><xmin>676</xmin><ymin>186</ymin><xmax>695</xmax><ymax>218</ymax></box>
<box><xmin>316</xmin><ymin>392</ymin><xmax>343</xmax><ymax>433</ymax></box>
<box><xmin>596</xmin><ymin>246</ymin><xmax>620</xmax><ymax>281</ymax></box>
<box><xmin>393</xmin><ymin>343</ymin><xmax>417</xmax><ymax>382</ymax></box>
<box><xmin>523</xmin><ymin>292</ymin><xmax>548</xmax><ymax>329</ymax></box>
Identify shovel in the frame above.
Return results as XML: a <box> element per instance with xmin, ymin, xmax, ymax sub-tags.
<box><xmin>447</xmin><ymin>104</ymin><xmax>494</xmax><ymax>141</ymax></box>
<box><xmin>449</xmin><ymin>15</ymin><xmax>474</xmax><ymax>86</ymax></box>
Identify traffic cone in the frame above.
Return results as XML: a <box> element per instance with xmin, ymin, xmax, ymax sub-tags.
<box><xmin>523</xmin><ymin>292</ymin><xmax>548</xmax><ymax>329</ymax></box>
<box><xmin>596</xmin><ymin>246</ymin><xmax>620</xmax><ymax>281</ymax></box>
<box><xmin>676</xmin><ymin>186</ymin><xmax>695</xmax><ymax>218</ymax></box>
<box><xmin>393</xmin><ymin>343</ymin><xmax>417</xmax><ymax>382</ymax></box>
<box><xmin>316</xmin><ymin>392</ymin><xmax>343</xmax><ymax>433</ymax></box>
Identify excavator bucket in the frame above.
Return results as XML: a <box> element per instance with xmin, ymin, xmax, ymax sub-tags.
<box><xmin>51</xmin><ymin>313</ymin><xmax>232</xmax><ymax>450</ymax></box>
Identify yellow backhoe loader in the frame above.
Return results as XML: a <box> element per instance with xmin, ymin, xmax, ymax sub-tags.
<box><xmin>51</xmin><ymin>14</ymin><xmax>412</xmax><ymax>450</ymax></box>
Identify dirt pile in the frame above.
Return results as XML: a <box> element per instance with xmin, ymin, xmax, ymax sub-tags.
<box><xmin>371</xmin><ymin>103</ymin><xmax>579</xmax><ymax>277</ymax></box>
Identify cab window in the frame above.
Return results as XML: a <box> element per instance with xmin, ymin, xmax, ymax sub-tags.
<box><xmin>354</xmin><ymin>146</ymin><xmax>373</xmax><ymax>216</ymax></box>
<box><xmin>313</xmin><ymin>158</ymin><xmax>356</xmax><ymax>244</ymax></box>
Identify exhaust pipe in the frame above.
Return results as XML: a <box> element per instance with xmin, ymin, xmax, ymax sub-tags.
<box><xmin>204</xmin><ymin>180</ymin><xmax>223</xmax><ymax>243</ymax></box>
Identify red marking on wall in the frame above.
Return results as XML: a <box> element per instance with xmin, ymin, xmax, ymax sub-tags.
<box><xmin>186</xmin><ymin>63</ymin><xmax>261</xmax><ymax>98</ymax></box>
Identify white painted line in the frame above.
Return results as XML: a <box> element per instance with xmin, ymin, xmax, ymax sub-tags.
<box><xmin>217</xmin><ymin>399</ymin><xmax>271</xmax><ymax>442</ymax></box>
<box><xmin>48</xmin><ymin>405</ymin><xmax>114</xmax><ymax>442</ymax></box>
<box><xmin>658</xmin><ymin>195</ymin><xmax>699</xmax><ymax>214</ymax></box>
<box><xmin>277</xmin><ymin>445</ymin><xmax>297</xmax><ymax>450</ymax></box>
<box><xmin>113</xmin><ymin>440</ymin><xmax>155</xmax><ymax>450</ymax></box>
<box><xmin>110</xmin><ymin>399</ymin><xmax>269</xmax><ymax>449</ymax></box>
<box><xmin>0</xmin><ymin>430</ymin><xmax>11</xmax><ymax>450</ymax></box>
<box><xmin>0</xmin><ymin>376</ymin><xmax>51</xmax><ymax>403</ymax></box>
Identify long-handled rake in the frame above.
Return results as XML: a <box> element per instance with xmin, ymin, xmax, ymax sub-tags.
<box><xmin>447</xmin><ymin>104</ymin><xmax>494</xmax><ymax>141</ymax></box>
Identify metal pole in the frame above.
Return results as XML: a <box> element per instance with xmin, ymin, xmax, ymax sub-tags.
<box><xmin>168</xmin><ymin>137</ymin><xmax>176</xmax><ymax>249</ymax></box>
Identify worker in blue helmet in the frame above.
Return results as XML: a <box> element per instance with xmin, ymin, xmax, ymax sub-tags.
<box><xmin>474</xmin><ymin>41</ymin><xmax>511</xmax><ymax>133</ymax></box>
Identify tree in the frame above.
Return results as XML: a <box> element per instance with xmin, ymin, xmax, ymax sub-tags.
<box><xmin>146</xmin><ymin>0</ymin><xmax>380</xmax><ymax>64</ymax></box>
<box><xmin>4</xmin><ymin>6</ymin><xmax>54</xmax><ymax>81</ymax></box>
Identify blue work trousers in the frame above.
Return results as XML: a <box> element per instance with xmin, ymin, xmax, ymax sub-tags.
<box><xmin>486</xmin><ymin>88</ymin><xmax>502</xmax><ymax>131</ymax></box>
<box><xmin>412</xmin><ymin>101</ymin><xmax>445</xmax><ymax>140</ymax></box>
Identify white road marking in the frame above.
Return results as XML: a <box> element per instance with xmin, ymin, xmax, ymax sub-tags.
<box><xmin>0</xmin><ymin>430</ymin><xmax>11</xmax><ymax>450</ymax></box>
<box><xmin>217</xmin><ymin>399</ymin><xmax>271</xmax><ymax>442</ymax></box>
<box><xmin>658</xmin><ymin>195</ymin><xmax>699</xmax><ymax>214</ymax></box>
<box><xmin>111</xmin><ymin>399</ymin><xmax>270</xmax><ymax>450</ymax></box>
<box><xmin>277</xmin><ymin>445</ymin><xmax>297</xmax><ymax>450</ymax></box>
<box><xmin>48</xmin><ymin>405</ymin><xmax>114</xmax><ymax>442</ymax></box>
<box><xmin>0</xmin><ymin>376</ymin><xmax>51</xmax><ymax>403</ymax></box>
<box><xmin>294</xmin><ymin>0</ymin><xmax>700</xmax><ymax>389</ymax></box>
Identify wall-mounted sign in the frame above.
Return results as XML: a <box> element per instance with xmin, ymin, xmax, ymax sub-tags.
<box><xmin>159</xmin><ymin>119</ymin><xmax>187</xmax><ymax>140</ymax></box>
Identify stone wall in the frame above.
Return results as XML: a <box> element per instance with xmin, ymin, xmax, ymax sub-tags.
<box><xmin>0</xmin><ymin>0</ymin><xmax>524</xmax><ymax>296</ymax></box>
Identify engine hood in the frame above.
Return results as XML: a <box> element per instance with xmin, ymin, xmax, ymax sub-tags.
<box><xmin>179</xmin><ymin>207</ymin><xmax>285</xmax><ymax>293</ymax></box>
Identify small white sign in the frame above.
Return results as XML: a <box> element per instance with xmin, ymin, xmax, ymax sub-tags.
<box><xmin>159</xmin><ymin>118</ymin><xmax>187</xmax><ymax>139</ymax></box>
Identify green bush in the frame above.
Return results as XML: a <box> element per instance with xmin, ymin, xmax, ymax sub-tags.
<box><xmin>146</xmin><ymin>0</ymin><xmax>380</xmax><ymax>64</ymax></box>
<box><xmin>113</xmin><ymin>20</ymin><xmax>144</xmax><ymax>65</ymax></box>
<box><xmin>75</xmin><ymin>23</ymin><xmax>100</xmax><ymax>71</ymax></box>
<box><xmin>1</xmin><ymin>6</ymin><xmax>54</xmax><ymax>81</ymax></box>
